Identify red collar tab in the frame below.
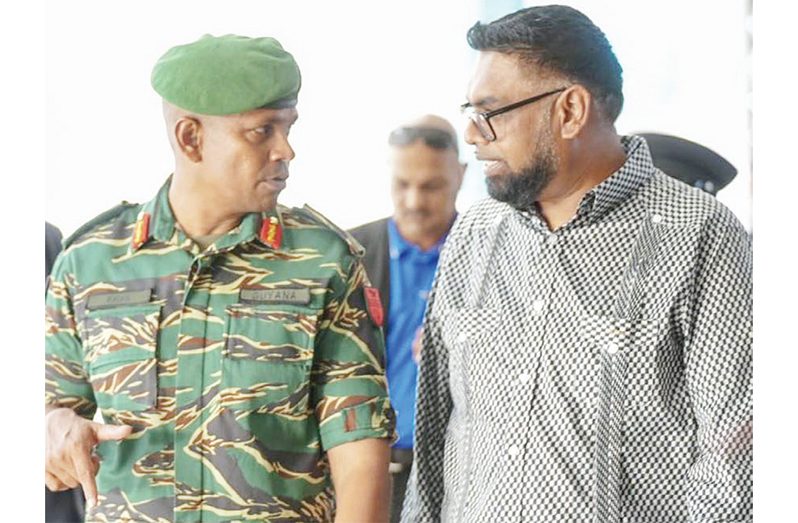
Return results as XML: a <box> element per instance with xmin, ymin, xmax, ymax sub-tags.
<box><xmin>364</xmin><ymin>286</ymin><xmax>384</xmax><ymax>328</ymax></box>
<box><xmin>132</xmin><ymin>213</ymin><xmax>151</xmax><ymax>250</ymax></box>
<box><xmin>260</xmin><ymin>216</ymin><xmax>282</xmax><ymax>250</ymax></box>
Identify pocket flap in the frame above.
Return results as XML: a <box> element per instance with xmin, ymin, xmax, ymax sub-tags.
<box><xmin>221</xmin><ymin>304</ymin><xmax>317</xmax><ymax>412</ymax></box>
<box><xmin>441</xmin><ymin>308</ymin><xmax>500</xmax><ymax>348</ymax></box>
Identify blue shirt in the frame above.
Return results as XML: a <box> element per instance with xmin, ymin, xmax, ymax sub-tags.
<box><xmin>386</xmin><ymin>218</ymin><xmax>449</xmax><ymax>449</ymax></box>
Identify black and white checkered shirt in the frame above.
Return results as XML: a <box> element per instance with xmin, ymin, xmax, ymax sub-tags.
<box><xmin>402</xmin><ymin>136</ymin><xmax>752</xmax><ymax>522</ymax></box>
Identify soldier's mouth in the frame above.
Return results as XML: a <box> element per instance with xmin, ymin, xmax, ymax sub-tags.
<box><xmin>262</xmin><ymin>177</ymin><xmax>287</xmax><ymax>190</ymax></box>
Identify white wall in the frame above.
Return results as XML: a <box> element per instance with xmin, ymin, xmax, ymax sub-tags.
<box><xmin>553</xmin><ymin>0</ymin><xmax>752</xmax><ymax>229</ymax></box>
<box><xmin>46</xmin><ymin>0</ymin><xmax>751</xmax><ymax>237</ymax></box>
<box><xmin>46</xmin><ymin>0</ymin><xmax>481</xmax><ymax>237</ymax></box>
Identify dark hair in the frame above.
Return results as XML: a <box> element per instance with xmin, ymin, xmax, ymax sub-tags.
<box><xmin>467</xmin><ymin>5</ymin><xmax>624</xmax><ymax>123</ymax></box>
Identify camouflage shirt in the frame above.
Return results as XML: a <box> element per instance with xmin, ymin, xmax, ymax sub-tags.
<box><xmin>45</xmin><ymin>178</ymin><xmax>395</xmax><ymax>523</ymax></box>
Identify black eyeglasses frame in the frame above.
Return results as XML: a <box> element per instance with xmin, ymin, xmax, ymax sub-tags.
<box><xmin>461</xmin><ymin>87</ymin><xmax>568</xmax><ymax>141</ymax></box>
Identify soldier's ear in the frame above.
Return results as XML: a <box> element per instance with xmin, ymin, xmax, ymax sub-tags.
<box><xmin>174</xmin><ymin>117</ymin><xmax>203</xmax><ymax>163</ymax></box>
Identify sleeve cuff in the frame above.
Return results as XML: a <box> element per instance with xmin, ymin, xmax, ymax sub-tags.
<box><xmin>319</xmin><ymin>397</ymin><xmax>397</xmax><ymax>450</ymax></box>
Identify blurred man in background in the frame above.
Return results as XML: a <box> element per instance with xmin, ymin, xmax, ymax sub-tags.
<box><xmin>351</xmin><ymin>115</ymin><xmax>464</xmax><ymax>523</ymax></box>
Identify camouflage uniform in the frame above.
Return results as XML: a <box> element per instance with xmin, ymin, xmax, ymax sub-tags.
<box><xmin>45</xmin><ymin>178</ymin><xmax>395</xmax><ymax>523</ymax></box>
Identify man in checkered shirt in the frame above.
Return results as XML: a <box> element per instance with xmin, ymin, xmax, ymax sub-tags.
<box><xmin>402</xmin><ymin>5</ymin><xmax>752</xmax><ymax>522</ymax></box>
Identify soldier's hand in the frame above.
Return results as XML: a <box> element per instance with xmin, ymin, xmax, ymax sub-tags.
<box><xmin>45</xmin><ymin>407</ymin><xmax>133</xmax><ymax>508</ymax></box>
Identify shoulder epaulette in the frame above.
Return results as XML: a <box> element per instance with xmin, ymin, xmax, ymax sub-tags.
<box><xmin>294</xmin><ymin>204</ymin><xmax>365</xmax><ymax>257</ymax></box>
<box><xmin>63</xmin><ymin>201</ymin><xmax>138</xmax><ymax>249</ymax></box>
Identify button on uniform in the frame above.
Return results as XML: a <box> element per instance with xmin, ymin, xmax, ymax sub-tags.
<box><xmin>508</xmin><ymin>445</ymin><xmax>521</xmax><ymax>457</ymax></box>
<box><xmin>518</xmin><ymin>372</ymin><xmax>530</xmax><ymax>385</ymax></box>
<box><xmin>606</xmin><ymin>342</ymin><xmax>619</xmax><ymax>355</ymax></box>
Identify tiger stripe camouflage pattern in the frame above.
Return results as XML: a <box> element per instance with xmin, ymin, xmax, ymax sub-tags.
<box><xmin>45</xmin><ymin>177</ymin><xmax>396</xmax><ymax>522</ymax></box>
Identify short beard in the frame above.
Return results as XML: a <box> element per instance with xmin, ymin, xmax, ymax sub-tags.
<box><xmin>486</xmin><ymin>132</ymin><xmax>557</xmax><ymax>211</ymax></box>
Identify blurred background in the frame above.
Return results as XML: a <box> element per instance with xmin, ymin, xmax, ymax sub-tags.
<box><xmin>46</xmin><ymin>0</ymin><xmax>752</xmax><ymax>235</ymax></box>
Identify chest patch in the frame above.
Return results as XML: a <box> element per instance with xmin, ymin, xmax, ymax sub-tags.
<box><xmin>86</xmin><ymin>289</ymin><xmax>152</xmax><ymax>310</ymax></box>
<box><xmin>239</xmin><ymin>287</ymin><xmax>312</xmax><ymax>305</ymax></box>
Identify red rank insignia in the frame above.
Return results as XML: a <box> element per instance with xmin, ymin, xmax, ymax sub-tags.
<box><xmin>364</xmin><ymin>286</ymin><xmax>384</xmax><ymax>328</ymax></box>
<box><xmin>132</xmin><ymin>213</ymin><xmax>150</xmax><ymax>250</ymax></box>
<box><xmin>260</xmin><ymin>216</ymin><xmax>282</xmax><ymax>250</ymax></box>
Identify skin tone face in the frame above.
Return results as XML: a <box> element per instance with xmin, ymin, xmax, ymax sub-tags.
<box><xmin>463</xmin><ymin>51</ymin><xmax>626</xmax><ymax>229</ymax></box>
<box><xmin>463</xmin><ymin>52</ymin><xmax>566</xmax><ymax>206</ymax></box>
<box><xmin>166</xmin><ymin>104</ymin><xmax>298</xmax><ymax>237</ymax></box>
<box><xmin>390</xmin><ymin>138</ymin><xmax>464</xmax><ymax>251</ymax></box>
<box><xmin>194</xmin><ymin>107</ymin><xmax>298</xmax><ymax>214</ymax></box>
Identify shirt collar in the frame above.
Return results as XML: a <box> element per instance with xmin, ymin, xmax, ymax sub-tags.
<box><xmin>130</xmin><ymin>175</ymin><xmax>284</xmax><ymax>254</ymax></box>
<box><xmin>580</xmin><ymin>135</ymin><xmax>657</xmax><ymax>221</ymax></box>
<box><xmin>515</xmin><ymin>135</ymin><xmax>656</xmax><ymax>231</ymax></box>
<box><xmin>388</xmin><ymin>217</ymin><xmax>452</xmax><ymax>259</ymax></box>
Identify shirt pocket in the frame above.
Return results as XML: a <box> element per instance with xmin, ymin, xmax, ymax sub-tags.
<box><xmin>580</xmin><ymin>314</ymin><xmax>663</xmax><ymax>406</ymax></box>
<box><xmin>440</xmin><ymin>308</ymin><xmax>501</xmax><ymax>417</ymax></box>
<box><xmin>85</xmin><ymin>304</ymin><xmax>161</xmax><ymax>412</ymax></box>
<box><xmin>220</xmin><ymin>304</ymin><xmax>319</xmax><ymax>415</ymax></box>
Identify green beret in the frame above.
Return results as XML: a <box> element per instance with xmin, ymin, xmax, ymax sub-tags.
<box><xmin>151</xmin><ymin>34</ymin><xmax>301</xmax><ymax>115</ymax></box>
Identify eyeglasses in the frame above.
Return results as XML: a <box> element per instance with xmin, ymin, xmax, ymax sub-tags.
<box><xmin>460</xmin><ymin>87</ymin><xmax>567</xmax><ymax>142</ymax></box>
<box><xmin>388</xmin><ymin>126</ymin><xmax>458</xmax><ymax>151</ymax></box>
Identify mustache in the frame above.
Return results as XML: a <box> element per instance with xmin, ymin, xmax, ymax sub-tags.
<box><xmin>398</xmin><ymin>209</ymin><xmax>431</xmax><ymax>219</ymax></box>
<box><xmin>274</xmin><ymin>162</ymin><xmax>289</xmax><ymax>177</ymax></box>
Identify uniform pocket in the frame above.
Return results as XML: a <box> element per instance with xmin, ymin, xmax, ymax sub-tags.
<box><xmin>85</xmin><ymin>304</ymin><xmax>161</xmax><ymax>412</ymax></box>
<box><xmin>220</xmin><ymin>304</ymin><xmax>319</xmax><ymax>414</ymax></box>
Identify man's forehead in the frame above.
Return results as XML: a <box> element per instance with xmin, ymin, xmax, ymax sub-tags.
<box><xmin>466</xmin><ymin>51</ymin><xmax>535</xmax><ymax>105</ymax></box>
<box><xmin>391</xmin><ymin>140</ymin><xmax>457</xmax><ymax>158</ymax></box>
<box><xmin>391</xmin><ymin>143</ymin><xmax>459</xmax><ymax>175</ymax></box>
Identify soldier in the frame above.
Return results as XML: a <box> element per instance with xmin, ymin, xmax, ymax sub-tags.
<box><xmin>45</xmin><ymin>34</ymin><xmax>395</xmax><ymax>523</ymax></box>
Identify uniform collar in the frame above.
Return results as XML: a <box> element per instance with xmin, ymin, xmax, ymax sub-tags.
<box><xmin>129</xmin><ymin>176</ymin><xmax>284</xmax><ymax>254</ymax></box>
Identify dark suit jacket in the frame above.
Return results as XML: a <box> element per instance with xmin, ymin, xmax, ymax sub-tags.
<box><xmin>45</xmin><ymin>222</ymin><xmax>62</xmax><ymax>283</ymax></box>
<box><xmin>45</xmin><ymin>221</ymin><xmax>85</xmax><ymax>523</ymax></box>
<box><xmin>349</xmin><ymin>218</ymin><xmax>391</xmax><ymax>331</ymax></box>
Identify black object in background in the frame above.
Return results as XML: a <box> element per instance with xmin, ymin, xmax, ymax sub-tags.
<box><xmin>45</xmin><ymin>222</ymin><xmax>85</xmax><ymax>523</ymax></box>
<box><xmin>639</xmin><ymin>133</ymin><xmax>737</xmax><ymax>195</ymax></box>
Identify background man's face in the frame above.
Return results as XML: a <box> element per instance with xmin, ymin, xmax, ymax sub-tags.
<box><xmin>199</xmin><ymin>107</ymin><xmax>297</xmax><ymax>213</ymax></box>
<box><xmin>390</xmin><ymin>141</ymin><xmax>463</xmax><ymax>243</ymax></box>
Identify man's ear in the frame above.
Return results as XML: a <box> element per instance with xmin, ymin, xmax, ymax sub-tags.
<box><xmin>555</xmin><ymin>84</ymin><xmax>592</xmax><ymax>140</ymax></box>
<box><xmin>174</xmin><ymin>117</ymin><xmax>203</xmax><ymax>162</ymax></box>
